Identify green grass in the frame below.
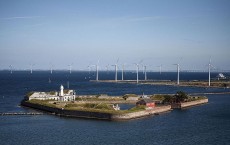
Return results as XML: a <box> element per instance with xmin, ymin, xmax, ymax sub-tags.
<box><xmin>27</xmin><ymin>100</ymin><xmax>150</xmax><ymax>115</ymax></box>
<box><xmin>125</xmin><ymin>105</ymin><xmax>146</xmax><ymax>113</ymax></box>
<box><xmin>75</xmin><ymin>97</ymin><xmax>124</xmax><ymax>101</ymax></box>
<box><xmin>27</xmin><ymin>99</ymin><xmax>57</xmax><ymax>108</ymax></box>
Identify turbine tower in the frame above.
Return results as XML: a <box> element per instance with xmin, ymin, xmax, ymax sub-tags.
<box><xmin>174</xmin><ymin>64</ymin><xmax>180</xmax><ymax>85</ymax></box>
<box><xmin>208</xmin><ymin>59</ymin><xmax>214</xmax><ymax>87</ymax></box>
<box><xmin>112</xmin><ymin>58</ymin><xmax>119</xmax><ymax>82</ymax></box>
<box><xmin>30</xmin><ymin>64</ymin><xmax>34</xmax><ymax>74</ymax></box>
<box><xmin>96</xmin><ymin>60</ymin><xmax>99</xmax><ymax>81</ymax></box>
<box><xmin>106</xmin><ymin>64</ymin><xmax>109</xmax><ymax>74</ymax></box>
<box><xmin>157</xmin><ymin>64</ymin><xmax>162</xmax><ymax>74</ymax></box>
<box><xmin>50</xmin><ymin>63</ymin><xmax>53</xmax><ymax>74</ymax></box>
<box><xmin>135</xmin><ymin>64</ymin><xmax>139</xmax><ymax>83</ymax></box>
<box><xmin>50</xmin><ymin>66</ymin><xmax>53</xmax><ymax>74</ymax></box>
<box><xmin>68</xmin><ymin>64</ymin><xmax>72</xmax><ymax>74</ymax></box>
<box><xmin>9</xmin><ymin>65</ymin><xmax>13</xmax><ymax>74</ymax></box>
<box><xmin>135</xmin><ymin>60</ymin><xmax>143</xmax><ymax>83</ymax></box>
<box><xmin>87</xmin><ymin>65</ymin><xmax>91</xmax><ymax>74</ymax></box>
<box><xmin>144</xmin><ymin>65</ymin><xmax>147</xmax><ymax>81</ymax></box>
<box><xmin>112</xmin><ymin>64</ymin><xmax>118</xmax><ymax>81</ymax></box>
<box><xmin>96</xmin><ymin>64</ymin><xmax>99</xmax><ymax>81</ymax></box>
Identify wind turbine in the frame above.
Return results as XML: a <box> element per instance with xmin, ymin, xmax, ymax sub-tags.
<box><xmin>173</xmin><ymin>64</ymin><xmax>180</xmax><ymax>85</ymax></box>
<box><xmin>50</xmin><ymin>63</ymin><xmax>54</xmax><ymax>74</ymax></box>
<box><xmin>144</xmin><ymin>65</ymin><xmax>147</xmax><ymax>81</ymax></box>
<box><xmin>135</xmin><ymin>63</ymin><xmax>140</xmax><ymax>83</ymax></box>
<box><xmin>87</xmin><ymin>65</ymin><xmax>92</xmax><ymax>74</ymax></box>
<box><xmin>157</xmin><ymin>64</ymin><xmax>162</xmax><ymax>74</ymax></box>
<box><xmin>208</xmin><ymin>58</ymin><xmax>214</xmax><ymax>87</ymax></box>
<box><xmin>68</xmin><ymin>63</ymin><xmax>73</xmax><ymax>74</ymax></box>
<box><xmin>30</xmin><ymin>64</ymin><xmax>35</xmax><ymax>74</ymax></box>
<box><xmin>96</xmin><ymin>60</ymin><xmax>99</xmax><ymax>81</ymax></box>
<box><xmin>134</xmin><ymin>60</ymin><xmax>143</xmax><ymax>83</ymax></box>
<box><xmin>106</xmin><ymin>64</ymin><xmax>110</xmax><ymax>74</ymax></box>
<box><xmin>112</xmin><ymin>58</ymin><xmax>119</xmax><ymax>82</ymax></box>
<box><xmin>9</xmin><ymin>65</ymin><xmax>13</xmax><ymax>74</ymax></box>
<box><xmin>91</xmin><ymin>60</ymin><xmax>99</xmax><ymax>81</ymax></box>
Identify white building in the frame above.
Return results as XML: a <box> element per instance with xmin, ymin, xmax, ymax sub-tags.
<box><xmin>27</xmin><ymin>85</ymin><xmax>76</xmax><ymax>102</ymax></box>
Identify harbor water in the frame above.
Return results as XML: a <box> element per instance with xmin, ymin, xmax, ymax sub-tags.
<box><xmin>0</xmin><ymin>71</ymin><xmax>230</xmax><ymax>145</ymax></box>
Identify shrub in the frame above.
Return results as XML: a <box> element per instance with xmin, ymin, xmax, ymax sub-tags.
<box><xmin>151</xmin><ymin>94</ymin><xmax>165</xmax><ymax>101</ymax></box>
<box><xmin>94</xmin><ymin>103</ymin><xmax>113</xmax><ymax>110</ymax></box>
<box><xmin>174</xmin><ymin>91</ymin><xmax>188</xmax><ymax>102</ymax></box>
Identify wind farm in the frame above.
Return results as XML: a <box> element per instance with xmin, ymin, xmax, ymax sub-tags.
<box><xmin>83</xmin><ymin>59</ymin><xmax>230</xmax><ymax>88</ymax></box>
<box><xmin>2</xmin><ymin>56</ymin><xmax>230</xmax><ymax>88</ymax></box>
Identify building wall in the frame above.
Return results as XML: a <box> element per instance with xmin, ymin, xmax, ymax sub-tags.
<box><xmin>29</xmin><ymin>91</ymin><xmax>75</xmax><ymax>102</ymax></box>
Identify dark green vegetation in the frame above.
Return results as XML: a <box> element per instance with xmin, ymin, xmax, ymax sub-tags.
<box><xmin>65</xmin><ymin>103</ymin><xmax>114</xmax><ymax>110</ymax></box>
<box><xmin>151</xmin><ymin>91</ymin><xmax>207</xmax><ymax>104</ymax></box>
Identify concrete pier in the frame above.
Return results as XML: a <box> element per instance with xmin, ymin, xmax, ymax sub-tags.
<box><xmin>0</xmin><ymin>112</ymin><xmax>44</xmax><ymax>116</ymax></box>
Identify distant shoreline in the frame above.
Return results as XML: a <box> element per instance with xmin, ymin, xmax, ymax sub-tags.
<box><xmin>93</xmin><ymin>80</ymin><xmax>230</xmax><ymax>88</ymax></box>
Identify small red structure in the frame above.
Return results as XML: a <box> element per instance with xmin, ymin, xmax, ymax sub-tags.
<box><xmin>136</xmin><ymin>99</ymin><xmax>155</xmax><ymax>108</ymax></box>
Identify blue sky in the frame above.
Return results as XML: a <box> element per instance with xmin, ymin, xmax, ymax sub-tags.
<box><xmin>0</xmin><ymin>0</ymin><xmax>230</xmax><ymax>71</ymax></box>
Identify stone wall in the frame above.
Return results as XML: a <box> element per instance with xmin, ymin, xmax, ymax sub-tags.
<box><xmin>171</xmin><ymin>99</ymin><xmax>208</xmax><ymax>109</ymax></box>
<box><xmin>111</xmin><ymin>105</ymin><xmax>171</xmax><ymax>120</ymax></box>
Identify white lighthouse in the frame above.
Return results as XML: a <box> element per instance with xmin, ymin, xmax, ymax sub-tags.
<box><xmin>60</xmin><ymin>85</ymin><xmax>64</xmax><ymax>96</ymax></box>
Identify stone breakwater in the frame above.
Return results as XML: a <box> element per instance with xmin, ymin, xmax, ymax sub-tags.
<box><xmin>171</xmin><ymin>98</ymin><xmax>208</xmax><ymax>109</ymax></box>
<box><xmin>111</xmin><ymin>106</ymin><xmax>171</xmax><ymax>120</ymax></box>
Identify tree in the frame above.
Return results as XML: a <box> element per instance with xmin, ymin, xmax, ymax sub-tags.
<box><xmin>174</xmin><ymin>91</ymin><xmax>188</xmax><ymax>103</ymax></box>
<box><xmin>162</xmin><ymin>95</ymin><xmax>173</xmax><ymax>104</ymax></box>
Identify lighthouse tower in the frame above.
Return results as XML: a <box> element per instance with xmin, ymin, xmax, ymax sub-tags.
<box><xmin>60</xmin><ymin>85</ymin><xmax>64</xmax><ymax>96</ymax></box>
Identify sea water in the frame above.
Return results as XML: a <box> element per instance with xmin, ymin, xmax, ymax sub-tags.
<box><xmin>0</xmin><ymin>71</ymin><xmax>230</xmax><ymax>145</ymax></box>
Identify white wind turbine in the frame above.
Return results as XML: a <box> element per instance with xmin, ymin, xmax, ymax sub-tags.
<box><xmin>142</xmin><ymin>64</ymin><xmax>151</xmax><ymax>81</ymax></box>
<box><xmin>144</xmin><ymin>65</ymin><xmax>147</xmax><ymax>81</ymax></box>
<box><xmin>157</xmin><ymin>64</ymin><xmax>162</xmax><ymax>74</ymax></box>
<box><xmin>9</xmin><ymin>65</ymin><xmax>13</xmax><ymax>74</ymax></box>
<box><xmin>50</xmin><ymin>63</ymin><xmax>54</xmax><ymax>74</ymax></box>
<box><xmin>173</xmin><ymin>63</ymin><xmax>180</xmax><ymax>85</ymax></box>
<box><xmin>134</xmin><ymin>60</ymin><xmax>143</xmax><ymax>83</ymax></box>
<box><xmin>135</xmin><ymin>63</ymin><xmax>140</xmax><ymax>83</ymax></box>
<box><xmin>96</xmin><ymin>60</ymin><xmax>99</xmax><ymax>81</ymax></box>
<box><xmin>106</xmin><ymin>64</ymin><xmax>110</xmax><ymax>73</ymax></box>
<box><xmin>68</xmin><ymin>63</ymin><xmax>73</xmax><ymax>74</ymax></box>
<box><xmin>173</xmin><ymin>58</ymin><xmax>183</xmax><ymax>85</ymax></box>
<box><xmin>30</xmin><ymin>64</ymin><xmax>35</xmax><ymax>74</ymax></box>
<box><xmin>92</xmin><ymin>60</ymin><xmax>99</xmax><ymax>81</ymax></box>
<box><xmin>112</xmin><ymin>58</ymin><xmax>119</xmax><ymax>82</ymax></box>
<box><xmin>208</xmin><ymin>58</ymin><xmax>215</xmax><ymax>87</ymax></box>
<box><xmin>87</xmin><ymin>65</ymin><xmax>92</xmax><ymax>74</ymax></box>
